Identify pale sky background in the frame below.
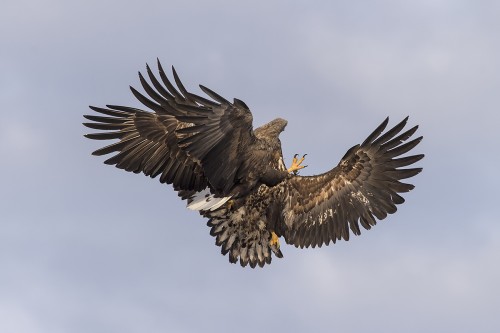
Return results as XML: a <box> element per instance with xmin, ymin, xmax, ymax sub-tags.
<box><xmin>1</xmin><ymin>1</ymin><xmax>499</xmax><ymax>332</ymax></box>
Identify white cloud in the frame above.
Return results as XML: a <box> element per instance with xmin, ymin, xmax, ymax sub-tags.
<box><xmin>0</xmin><ymin>303</ymin><xmax>41</xmax><ymax>333</ymax></box>
<box><xmin>0</xmin><ymin>122</ymin><xmax>46</xmax><ymax>161</ymax></box>
<box><xmin>267</xmin><ymin>228</ymin><xmax>500</xmax><ymax>332</ymax></box>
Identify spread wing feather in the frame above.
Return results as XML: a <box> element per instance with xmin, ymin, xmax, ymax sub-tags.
<box><xmin>131</xmin><ymin>60</ymin><xmax>257</xmax><ymax>196</ymax></box>
<box><xmin>84</xmin><ymin>105</ymin><xmax>207</xmax><ymax>191</ymax></box>
<box><xmin>84</xmin><ymin>60</ymin><xmax>257</xmax><ymax>195</ymax></box>
<box><xmin>272</xmin><ymin>117</ymin><xmax>423</xmax><ymax>248</ymax></box>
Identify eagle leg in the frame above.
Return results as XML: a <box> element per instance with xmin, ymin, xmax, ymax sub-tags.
<box><xmin>270</xmin><ymin>231</ymin><xmax>280</xmax><ymax>248</ymax></box>
<box><xmin>269</xmin><ymin>231</ymin><xmax>283</xmax><ymax>258</ymax></box>
<box><xmin>287</xmin><ymin>154</ymin><xmax>307</xmax><ymax>174</ymax></box>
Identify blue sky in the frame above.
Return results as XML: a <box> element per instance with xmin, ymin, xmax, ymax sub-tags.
<box><xmin>1</xmin><ymin>1</ymin><xmax>499</xmax><ymax>332</ymax></box>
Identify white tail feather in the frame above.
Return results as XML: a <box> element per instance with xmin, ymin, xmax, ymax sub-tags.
<box><xmin>187</xmin><ymin>188</ymin><xmax>231</xmax><ymax>211</ymax></box>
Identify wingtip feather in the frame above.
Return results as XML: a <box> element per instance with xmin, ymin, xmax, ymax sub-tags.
<box><xmin>157</xmin><ymin>58</ymin><xmax>165</xmax><ymax>72</ymax></box>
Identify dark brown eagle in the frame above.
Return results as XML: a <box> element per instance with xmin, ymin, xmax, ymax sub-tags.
<box><xmin>84</xmin><ymin>60</ymin><xmax>424</xmax><ymax>268</ymax></box>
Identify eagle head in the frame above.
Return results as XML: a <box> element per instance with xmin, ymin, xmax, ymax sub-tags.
<box><xmin>255</xmin><ymin>118</ymin><xmax>288</xmax><ymax>139</ymax></box>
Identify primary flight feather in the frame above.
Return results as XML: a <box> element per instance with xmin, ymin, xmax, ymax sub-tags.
<box><xmin>84</xmin><ymin>60</ymin><xmax>424</xmax><ymax>268</ymax></box>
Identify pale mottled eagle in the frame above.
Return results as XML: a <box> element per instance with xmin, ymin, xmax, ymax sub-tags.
<box><xmin>84</xmin><ymin>60</ymin><xmax>424</xmax><ymax>268</ymax></box>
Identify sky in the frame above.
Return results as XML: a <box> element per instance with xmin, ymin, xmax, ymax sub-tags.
<box><xmin>1</xmin><ymin>0</ymin><xmax>499</xmax><ymax>332</ymax></box>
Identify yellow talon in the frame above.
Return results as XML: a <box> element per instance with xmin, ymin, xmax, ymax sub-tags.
<box><xmin>270</xmin><ymin>231</ymin><xmax>280</xmax><ymax>248</ymax></box>
<box><xmin>287</xmin><ymin>154</ymin><xmax>307</xmax><ymax>174</ymax></box>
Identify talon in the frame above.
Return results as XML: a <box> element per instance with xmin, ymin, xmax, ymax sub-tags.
<box><xmin>270</xmin><ymin>231</ymin><xmax>280</xmax><ymax>248</ymax></box>
<box><xmin>287</xmin><ymin>153</ymin><xmax>307</xmax><ymax>174</ymax></box>
<box><xmin>226</xmin><ymin>199</ymin><xmax>235</xmax><ymax>210</ymax></box>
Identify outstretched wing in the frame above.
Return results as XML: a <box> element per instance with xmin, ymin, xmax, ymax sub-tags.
<box><xmin>272</xmin><ymin>117</ymin><xmax>423</xmax><ymax>248</ymax></box>
<box><xmin>83</xmin><ymin>106</ymin><xmax>207</xmax><ymax>191</ymax></box>
<box><xmin>140</xmin><ymin>61</ymin><xmax>256</xmax><ymax>196</ymax></box>
<box><xmin>84</xmin><ymin>60</ymin><xmax>257</xmax><ymax>195</ymax></box>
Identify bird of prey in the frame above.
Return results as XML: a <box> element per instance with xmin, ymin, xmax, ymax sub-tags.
<box><xmin>84</xmin><ymin>60</ymin><xmax>424</xmax><ymax>268</ymax></box>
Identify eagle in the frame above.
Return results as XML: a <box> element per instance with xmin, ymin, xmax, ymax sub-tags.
<box><xmin>84</xmin><ymin>60</ymin><xmax>424</xmax><ymax>268</ymax></box>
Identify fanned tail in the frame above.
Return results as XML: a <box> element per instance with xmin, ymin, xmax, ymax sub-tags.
<box><xmin>206</xmin><ymin>206</ymin><xmax>283</xmax><ymax>268</ymax></box>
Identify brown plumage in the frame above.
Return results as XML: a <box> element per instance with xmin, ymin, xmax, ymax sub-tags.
<box><xmin>84</xmin><ymin>60</ymin><xmax>424</xmax><ymax>268</ymax></box>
